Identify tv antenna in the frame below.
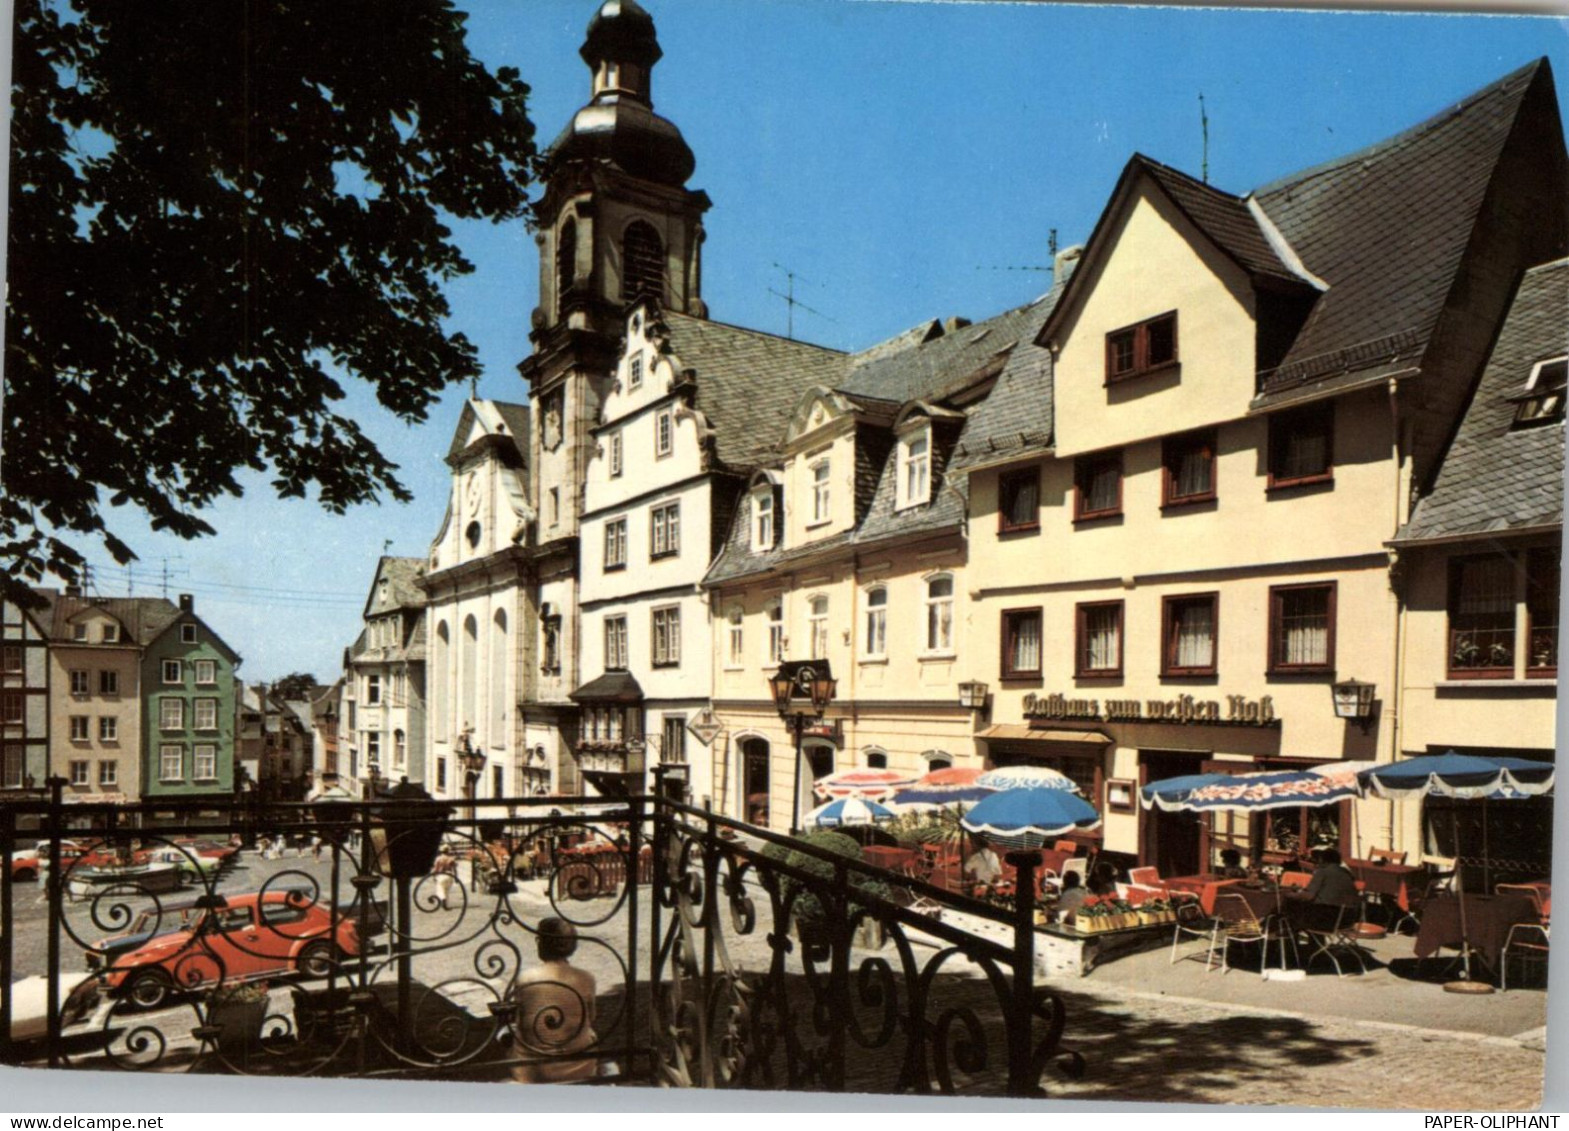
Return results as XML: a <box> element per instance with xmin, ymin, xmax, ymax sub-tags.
<box><xmin>1200</xmin><ymin>93</ymin><xmax>1210</xmax><ymax>184</ymax></box>
<box><xmin>158</xmin><ymin>555</ymin><xmax>189</xmax><ymax>601</ymax></box>
<box><xmin>977</xmin><ymin>229</ymin><xmax>1056</xmax><ymax>276</ymax></box>
<box><xmin>768</xmin><ymin>263</ymin><xmax>835</xmax><ymax>340</ymax></box>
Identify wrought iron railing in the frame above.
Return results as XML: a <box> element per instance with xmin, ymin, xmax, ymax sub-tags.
<box><xmin>1</xmin><ymin>785</ymin><xmax>1079</xmax><ymax>1095</ymax></box>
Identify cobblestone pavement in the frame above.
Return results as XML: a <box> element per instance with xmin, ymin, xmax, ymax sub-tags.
<box><xmin>7</xmin><ymin>849</ymin><xmax>1549</xmax><ymax>1109</ymax></box>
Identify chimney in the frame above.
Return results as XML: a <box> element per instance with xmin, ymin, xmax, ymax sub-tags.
<box><xmin>178</xmin><ymin>593</ymin><xmax>193</xmax><ymax>612</ymax></box>
<box><xmin>65</xmin><ymin>584</ymin><xmax>82</xmax><ymax>597</ymax></box>
<box><xmin>1054</xmin><ymin>244</ymin><xmax>1084</xmax><ymax>284</ymax></box>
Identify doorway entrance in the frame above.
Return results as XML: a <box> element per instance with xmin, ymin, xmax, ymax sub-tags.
<box><xmin>1139</xmin><ymin>749</ymin><xmax>1205</xmax><ymax>876</ymax></box>
<box><xmin>741</xmin><ymin>737</ymin><xmax>770</xmax><ymax>827</ymax></box>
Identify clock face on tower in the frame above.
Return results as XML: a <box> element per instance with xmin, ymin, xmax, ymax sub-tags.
<box><xmin>464</xmin><ymin>471</ymin><xmax>481</xmax><ymax>515</ymax></box>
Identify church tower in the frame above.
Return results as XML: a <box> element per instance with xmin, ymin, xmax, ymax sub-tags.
<box><xmin>513</xmin><ymin>0</ymin><xmax>709</xmax><ymax>797</ymax></box>
<box><xmin>522</xmin><ymin>0</ymin><xmax>710</xmax><ymax>544</ymax></box>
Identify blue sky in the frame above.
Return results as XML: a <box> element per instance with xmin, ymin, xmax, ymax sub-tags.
<box><xmin>71</xmin><ymin>0</ymin><xmax>1569</xmax><ymax>683</ymax></box>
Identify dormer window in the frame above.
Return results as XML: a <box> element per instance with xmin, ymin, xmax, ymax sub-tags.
<box><xmin>897</xmin><ymin>432</ymin><xmax>931</xmax><ymax>510</ymax></box>
<box><xmin>101</xmin><ymin>624</ymin><xmax>119</xmax><ymax>643</ymax></box>
<box><xmin>1512</xmin><ymin>357</ymin><xmax>1567</xmax><ymax>427</ymax></box>
<box><xmin>752</xmin><ymin>491</ymin><xmax>775</xmax><ymax>551</ymax></box>
<box><xmin>811</xmin><ymin>460</ymin><xmax>831</xmax><ymax>524</ymax></box>
<box><xmin>1106</xmin><ymin>311</ymin><xmax>1178</xmax><ymax>384</ymax></box>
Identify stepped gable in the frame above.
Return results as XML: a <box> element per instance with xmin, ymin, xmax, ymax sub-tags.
<box><xmin>656</xmin><ymin>311</ymin><xmax>849</xmax><ymax>472</ymax></box>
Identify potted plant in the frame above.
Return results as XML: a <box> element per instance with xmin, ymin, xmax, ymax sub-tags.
<box><xmin>1075</xmin><ymin>902</ymin><xmax>1111</xmax><ymax>934</ymax></box>
<box><xmin>760</xmin><ymin>830</ymin><xmax>893</xmax><ymax>957</ymax></box>
<box><xmin>371</xmin><ymin>776</ymin><xmax>452</xmax><ymax>880</ymax></box>
<box><xmin>205</xmin><ymin>982</ymin><xmax>271</xmax><ymax>1059</ymax></box>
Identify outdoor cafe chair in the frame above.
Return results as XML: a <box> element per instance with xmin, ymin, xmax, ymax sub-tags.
<box><xmin>1060</xmin><ymin>858</ymin><xmax>1090</xmax><ymax>891</ymax></box>
<box><xmin>1300</xmin><ymin>903</ymin><xmax>1370</xmax><ymax>977</ymax></box>
<box><xmin>1170</xmin><ymin>893</ymin><xmax>1219</xmax><ymax>967</ymax></box>
<box><xmin>1500</xmin><ymin>889</ymin><xmax>1549</xmax><ymax>991</ymax></box>
<box><xmin>1128</xmin><ymin>866</ymin><xmax>1163</xmax><ymax>889</ymax></box>
<box><xmin>1208</xmin><ymin>891</ymin><xmax>1279</xmax><ymax>976</ymax></box>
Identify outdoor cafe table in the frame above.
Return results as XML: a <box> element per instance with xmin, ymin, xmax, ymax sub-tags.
<box><xmin>1413</xmin><ymin>892</ymin><xmax>1538</xmax><ymax>973</ymax></box>
<box><xmin>861</xmin><ymin>845</ymin><xmax>922</xmax><ymax>876</ymax></box>
<box><xmin>1347</xmin><ymin>858</ymin><xmax>1427</xmax><ymax>912</ymax></box>
<box><xmin>1164</xmin><ymin>874</ymin><xmax>1245</xmax><ymax>915</ymax></box>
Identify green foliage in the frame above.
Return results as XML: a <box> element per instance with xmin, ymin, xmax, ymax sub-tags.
<box><xmin>4</xmin><ymin>0</ymin><xmax>539</xmax><ymax>605</ymax></box>
<box><xmin>761</xmin><ymin>830</ymin><xmax>894</xmax><ymax>926</ymax></box>
<box><xmin>269</xmin><ymin>673</ymin><xmax>322</xmax><ymax>701</ymax></box>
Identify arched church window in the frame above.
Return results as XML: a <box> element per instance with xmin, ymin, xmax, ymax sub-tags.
<box><xmin>556</xmin><ymin>219</ymin><xmax>577</xmax><ymax>305</ymax></box>
<box><xmin>622</xmin><ymin>220</ymin><xmax>665</xmax><ymax>304</ymax></box>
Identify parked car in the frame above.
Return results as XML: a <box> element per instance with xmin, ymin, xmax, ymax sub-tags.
<box><xmin>98</xmin><ymin>890</ymin><xmax>363</xmax><ymax>1009</ymax></box>
<box><xmin>171</xmin><ymin>837</ymin><xmax>240</xmax><ymax>864</ymax></box>
<box><xmin>140</xmin><ymin>847</ymin><xmax>223</xmax><ymax>883</ymax></box>
<box><xmin>6</xmin><ymin>849</ymin><xmax>41</xmax><ymax>882</ymax></box>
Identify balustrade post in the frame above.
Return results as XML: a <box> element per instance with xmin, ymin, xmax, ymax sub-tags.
<box><xmin>44</xmin><ymin>776</ymin><xmax>64</xmax><ymax>1067</ymax></box>
<box><xmin>626</xmin><ymin>794</ymin><xmax>643</xmax><ymax>1078</ymax></box>
<box><xmin>0</xmin><ymin>801</ymin><xmax>13</xmax><ymax>1061</ymax></box>
<box><xmin>1004</xmin><ymin>850</ymin><xmax>1040</xmax><ymax>1096</ymax></box>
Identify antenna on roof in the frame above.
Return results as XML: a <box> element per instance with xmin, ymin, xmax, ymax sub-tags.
<box><xmin>158</xmin><ymin>556</ymin><xmax>188</xmax><ymax>601</ymax></box>
<box><xmin>1048</xmin><ymin>228</ymin><xmax>1059</xmax><ymax>257</ymax></box>
<box><xmin>81</xmin><ymin>562</ymin><xmax>94</xmax><ymax>596</ymax></box>
<box><xmin>1199</xmin><ymin>93</ymin><xmax>1210</xmax><ymax>184</ymax></box>
<box><xmin>768</xmin><ymin>262</ymin><xmax>835</xmax><ymax>341</ymax></box>
<box><xmin>383</xmin><ymin>539</ymin><xmax>394</xmax><ymax>556</ymax></box>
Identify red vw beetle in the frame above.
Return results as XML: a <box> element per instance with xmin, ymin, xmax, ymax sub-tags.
<box><xmin>98</xmin><ymin>890</ymin><xmax>361</xmax><ymax>1009</ymax></box>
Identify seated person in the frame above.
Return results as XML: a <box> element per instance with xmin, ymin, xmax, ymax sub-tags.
<box><xmin>512</xmin><ymin>918</ymin><xmax>599</xmax><ymax>1084</ymax></box>
<box><xmin>1088</xmin><ymin>861</ymin><xmax>1119</xmax><ymax>898</ymax></box>
<box><xmin>1298</xmin><ymin>848</ymin><xmax>1361</xmax><ymax>931</ymax></box>
<box><xmin>1303</xmin><ymin>848</ymin><xmax>1360</xmax><ymax>906</ymax></box>
<box><xmin>1055</xmin><ymin>872</ymin><xmax>1089</xmax><ymax>917</ymax></box>
<box><xmin>1217</xmin><ymin>849</ymin><xmax>1249</xmax><ymax>880</ymax></box>
<box><xmin>963</xmin><ymin>842</ymin><xmax>1003</xmax><ymax>889</ymax></box>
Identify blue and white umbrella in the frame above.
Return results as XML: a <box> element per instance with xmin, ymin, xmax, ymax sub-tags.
<box><xmin>960</xmin><ymin>788</ymin><xmax>1102</xmax><ymax>851</ymax></box>
<box><xmin>1139</xmin><ymin>772</ymin><xmax>1235</xmax><ymax>812</ymax></box>
<box><xmin>975</xmin><ymin>765</ymin><xmax>1079</xmax><ymax>793</ymax></box>
<box><xmin>806</xmin><ymin>797</ymin><xmax>897</xmax><ymax>829</ymax></box>
<box><xmin>1145</xmin><ymin>768</ymin><xmax>1361</xmax><ymax>813</ymax></box>
<box><xmin>891</xmin><ymin>785</ymin><xmax>996</xmax><ymax>812</ymax></box>
<box><xmin>1359</xmin><ymin>752</ymin><xmax>1554</xmax><ymax>800</ymax></box>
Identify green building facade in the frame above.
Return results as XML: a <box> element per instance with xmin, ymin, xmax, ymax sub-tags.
<box><xmin>140</xmin><ymin>595</ymin><xmax>241</xmax><ymax>803</ymax></box>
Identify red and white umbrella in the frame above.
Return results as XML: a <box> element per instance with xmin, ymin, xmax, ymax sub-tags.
<box><xmin>813</xmin><ymin>768</ymin><xmax>921</xmax><ymax>801</ymax></box>
<box><xmin>911</xmin><ymin>766</ymin><xmax>985</xmax><ymax>791</ymax></box>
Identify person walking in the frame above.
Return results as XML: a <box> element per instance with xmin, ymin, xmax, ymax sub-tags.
<box><xmin>431</xmin><ymin>847</ymin><xmax>458</xmax><ymax>910</ymax></box>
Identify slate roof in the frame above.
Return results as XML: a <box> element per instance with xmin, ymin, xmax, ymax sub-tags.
<box><xmin>377</xmin><ymin>557</ymin><xmax>427</xmax><ymax>612</ymax></box>
<box><xmin>840</xmin><ymin>301</ymin><xmax>1038</xmax><ymax>405</ymax></box>
<box><xmin>1252</xmin><ymin>60</ymin><xmax>1551</xmax><ymax>403</ymax></box>
<box><xmin>706</xmin><ymin>299</ymin><xmax>1047</xmax><ymax>586</ymax></box>
<box><xmin>657</xmin><ymin>312</ymin><xmax>850</xmax><ymax>471</ymax></box>
<box><xmin>1397</xmin><ymin>258</ymin><xmax>1568</xmax><ymax>543</ymax></box>
<box><xmin>949</xmin><ymin>285</ymin><xmax>1064</xmax><ymax>470</ymax></box>
<box><xmin>42</xmin><ymin>594</ymin><xmax>182</xmax><ymax>647</ymax></box>
<box><xmin>569</xmin><ymin>670</ymin><xmax>645</xmax><ymax>702</ymax></box>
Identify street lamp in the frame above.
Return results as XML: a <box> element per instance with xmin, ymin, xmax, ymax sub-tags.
<box><xmin>769</xmin><ymin>660</ymin><xmax>837</xmax><ymax>836</ymax></box>
<box><xmin>958</xmin><ymin>680</ymin><xmax>990</xmax><ymax>711</ymax></box>
<box><xmin>1331</xmin><ymin>677</ymin><xmax>1377</xmax><ymax>733</ymax></box>
<box><xmin>456</xmin><ymin>725</ymin><xmax>487</xmax><ymax>806</ymax></box>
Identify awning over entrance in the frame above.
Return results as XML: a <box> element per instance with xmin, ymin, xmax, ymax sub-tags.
<box><xmin>977</xmin><ymin>725</ymin><xmax>1111</xmax><ymax>745</ymax></box>
<box><xmin>569</xmin><ymin>671</ymin><xmax>645</xmax><ymax>703</ymax></box>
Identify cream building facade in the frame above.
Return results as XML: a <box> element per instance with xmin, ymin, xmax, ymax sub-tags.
<box><xmin>419</xmin><ymin>400</ymin><xmax>539</xmax><ymax>804</ymax></box>
<box><xmin>341</xmin><ymin>557</ymin><xmax>428</xmax><ymax>792</ymax></box>
<box><xmin>951</xmin><ymin>61</ymin><xmax>1565</xmax><ymax>873</ymax></box>
<box><xmin>1387</xmin><ymin>257</ymin><xmax>1564</xmax><ymax>879</ymax></box>
<box><xmin>45</xmin><ymin>600</ymin><xmax>145</xmax><ymax>806</ymax></box>
<box><xmin>705</xmin><ymin>299</ymin><xmax>1055</xmax><ymax>832</ymax></box>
